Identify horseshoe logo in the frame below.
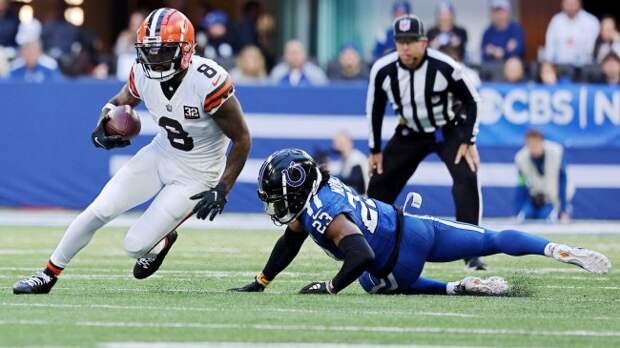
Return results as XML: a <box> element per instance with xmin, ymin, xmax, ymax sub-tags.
<box><xmin>283</xmin><ymin>162</ymin><xmax>306</xmax><ymax>187</ymax></box>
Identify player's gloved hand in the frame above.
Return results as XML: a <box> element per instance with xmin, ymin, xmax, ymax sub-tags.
<box><xmin>190</xmin><ymin>182</ymin><xmax>227</xmax><ymax>221</ymax></box>
<box><xmin>91</xmin><ymin>118</ymin><xmax>130</xmax><ymax>150</ymax></box>
<box><xmin>299</xmin><ymin>281</ymin><xmax>334</xmax><ymax>295</ymax></box>
<box><xmin>228</xmin><ymin>273</ymin><xmax>269</xmax><ymax>292</ymax></box>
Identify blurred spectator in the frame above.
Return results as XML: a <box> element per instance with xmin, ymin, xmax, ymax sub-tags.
<box><xmin>326</xmin><ymin>44</ymin><xmax>369</xmax><ymax>81</ymax></box>
<box><xmin>41</xmin><ymin>3</ymin><xmax>81</xmax><ymax>60</ymax></box>
<box><xmin>114</xmin><ymin>10</ymin><xmax>145</xmax><ymax>56</ymax></box>
<box><xmin>0</xmin><ymin>0</ymin><xmax>19</xmax><ymax>48</ymax></box>
<box><xmin>256</xmin><ymin>13</ymin><xmax>276</xmax><ymax>72</ymax></box>
<box><xmin>39</xmin><ymin>1</ymin><xmax>105</xmax><ymax>78</ymax></box>
<box><xmin>230</xmin><ymin>45</ymin><xmax>267</xmax><ymax>85</ymax></box>
<box><xmin>427</xmin><ymin>1</ymin><xmax>467</xmax><ymax>62</ymax></box>
<box><xmin>481</xmin><ymin>0</ymin><xmax>525</xmax><ymax>62</ymax></box>
<box><xmin>544</xmin><ymin>0</ymin><xmax>599</xmax><ymax>66</ymax></box>
<box><xmin>10</xmin><ymin>20</ymin><xmax>61</xmax><ymax>83</ymax></box>
<box><xmin>600</xmin><ymin>50</ymin><xmax>620</xmax><ymax>85</ymax></box>
<box><xmin>0</xmin><ymin>47</ymin><xmax>9</xmax><ymax>77</ymax></box>
<box><xmin>331</xmin><ymin>132</ymin><xmax>368</xmax><ymax>194</ymax></box>
<box><xmin>515</xmin><ymin>130</ymin><xmax>573</xmax><ymax>222</ymax></box>
<box><xmin>537</xmin><ymin>62</ymin><xmax>559</xmax><ymax>85</ymax></box>
<box><xmin>270</xmin><ymin>40</ymin><xmax>327</xmax><ymax>86</ymax></box>
<box><xmin>234</xmin><ymin>1</ymin><xmax>261</xmax><ymax>50</ymax></box>
<box><xmin>114</xmin><ymin>10</ymin><xmax>146</xmax><ymax>81</ymax></box>
<box><xmin>503</xmin><ymin>57</ymin><xmax>525</xmax><ymax>83</ymax></box>
<box><xmin>593</xmin><ymin>16</ymin><xmax>620</xmax><ymax>64</ymax></box>
<box><xmin>66</xmin><ymin>28</ymin><xmax>106</xmax><ymax>78</ymax></box>
<box><xmin>372</xmin><ymin>1</ymin><xmax>411</xmax><ymax>61</ymax></box>
<box><xmin>199</xmin><ymin>10</ymin><xmax>236</xmax><ymax>70</ymax></box>
<box><xmin>440</xmin><ymin>46</ymin><xmax>480</xmax><ymax>87</ymax></box>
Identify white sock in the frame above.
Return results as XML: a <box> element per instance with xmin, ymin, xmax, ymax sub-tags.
<box><xmin>446</xmin><ymin>281</ymin><xmax>459</xmax><ymax>295</ymax></box>
<box><xmin>50</xmin><ymin>209</ymin><xmax>107</xmax><ymax>268</ymax></box>
<box><xmin>544</xmin><ymin>242</ymin><xmax>557</xmax><ymax>257</ymax></box>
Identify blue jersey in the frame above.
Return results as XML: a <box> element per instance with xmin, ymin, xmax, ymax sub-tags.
<box><xmin>298</xmin><ymin>177</ymin><xmax>398</xmax><ymax>275</ymax></box>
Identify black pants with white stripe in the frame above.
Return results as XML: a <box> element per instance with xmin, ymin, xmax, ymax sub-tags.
<box><xmin>367</xmin><ymin>124</ymin><xmax>481</xmax><ymax>225</ymax></box>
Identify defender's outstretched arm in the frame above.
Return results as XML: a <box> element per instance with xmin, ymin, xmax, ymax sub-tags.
<box><xmin>299</xmin><ymin>214</ymin><xmax>375</xmax><ymax>294</ymax></box>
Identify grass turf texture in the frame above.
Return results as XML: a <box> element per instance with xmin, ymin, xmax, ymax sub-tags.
<box><xmin>0</xmin><ymin>225</ymin><xmax>619</xmax><ymax>347</ymax></box>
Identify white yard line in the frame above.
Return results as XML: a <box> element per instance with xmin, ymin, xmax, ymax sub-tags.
<box><xmin>100</xmin><ymin>343</ymin><xmax>489</xmax><ymax>348</ymax></box>
<box><xmin>0</xmin><ymin>302</ymin><xmax>477</xmax><ymax>318</ymax></box>
<box><xmin>1</xmin><ymin>320</ymin><xmax>619</xmax><ymax>338</ymax></box>
<box><xmin>4</xmin><ymin>301</ymin><xmax>620</xmax><ymax>320</ymax></box>
<box><xmin>543</xmin><ymin>285</ymin><xmax>620</xmax><ymax>290</ymax></box>
<box><xmin>1</xmin><ymin>210</ymin><xmax>620</xmax><ymax>234</ymax></box>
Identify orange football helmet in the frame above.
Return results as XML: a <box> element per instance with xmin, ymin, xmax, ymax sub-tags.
<box><xmin>135</xmin><ymin>8</ymin><xmax>195</xmax><ymax>81</ymax></box>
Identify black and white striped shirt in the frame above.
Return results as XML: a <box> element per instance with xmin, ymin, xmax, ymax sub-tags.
<box><xmin>366</xmin><ymin>48</ymin><xmax>480</xmax><ymax>153</ymax></box>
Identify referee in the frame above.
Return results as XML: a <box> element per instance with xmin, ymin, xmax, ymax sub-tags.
<box><xmin>366</xmin><ymin>14</ymin><xmax>485</xmax><ymax>271</ymax></box>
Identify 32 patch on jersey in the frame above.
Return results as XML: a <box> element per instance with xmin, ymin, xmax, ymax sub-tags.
<box><xmin>183</xmin><ymin>106</ymin><xmax>200</xmax><ymax>119</ymax></box>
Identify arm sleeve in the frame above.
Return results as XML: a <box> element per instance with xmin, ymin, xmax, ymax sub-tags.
<box><xmin>447</xmin><ymin>64</ymin><xmax>480</xmax><ymax>144</ymax></box>
<box><xmin>127</xmin><ymin>65</ymin><xmax>141</xmax><ymax>99</ymax></box>
<box><xmin>204</xmin><ymin>76</ymin><xmax>235</xmax><ymax>115</ymax></box>
<box><xmin>329</xmin><ymin>233</ymin><xmax>375</xmax><ymax>293</ymax></box>
<box><xmin>261</xmin><ymin>227</ymin><xmax>308</xmax><ymax>281</ymax></box>
<box><xmin>366</xmin><ymin>63</ymin><xmax>388</xmax><ymax>153</ymax></box>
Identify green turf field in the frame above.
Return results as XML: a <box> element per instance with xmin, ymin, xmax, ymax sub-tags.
<box><xmin>0</xmin><ymin>225</ymin><xmax>619</xmax><ymax>348</ymax></box>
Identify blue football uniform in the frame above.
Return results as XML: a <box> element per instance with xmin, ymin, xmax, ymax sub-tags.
<box><xmin>299</xmin><ymin>177</ymin><xmax>398</xmax><ymax>275</ymax></box>
<box><xmin>299</xmin><ymin>176</ymin><xmax>550</xmax><ymax>294</ymax></box>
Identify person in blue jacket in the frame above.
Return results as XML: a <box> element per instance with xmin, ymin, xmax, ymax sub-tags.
<box><xmin>372</xmin><ymin>1</ymin><xmax>411</xmax><ymax>61</ymax></box>
<box><xmin>481</xmin><ymin>0</ymin><xmax>525</xmax><ymax>62</ymax></box>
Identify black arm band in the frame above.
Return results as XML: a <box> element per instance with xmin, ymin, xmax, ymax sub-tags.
<box><xmin>261</xmin><ymin>227</ymin><xmax>307</xmax><ymax>281</ymax></box>
<box><xmin>330</xmin><ymin>233</ymin><xmax>375</xmax><ymax>293</ymax></box>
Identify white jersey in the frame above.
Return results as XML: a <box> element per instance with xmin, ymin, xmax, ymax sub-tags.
<box><xmin>128</xmin><ymin>55</ymin><xmax>234</xmax><ymax>183</ymax></box>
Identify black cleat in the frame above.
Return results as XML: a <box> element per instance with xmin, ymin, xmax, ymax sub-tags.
<box><xmin>464</xmin><ymin>257</ymin><xmax>487</xmax><ymax>272</ymax></box>
<box><xmin>13</xmin><ymin>270</ymin><xmax>58</xmax><ymax>294</ymax></box>
<box><xmin>133</xmin><ymin>231</ymin><xmax>178</xmax><ymax>279</ymax></box>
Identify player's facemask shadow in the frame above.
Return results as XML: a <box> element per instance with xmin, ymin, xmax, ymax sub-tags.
<box><xmin>135</xmin><ymin>43</ymin><xmax>182</xmax><ymax>78</ymax></box>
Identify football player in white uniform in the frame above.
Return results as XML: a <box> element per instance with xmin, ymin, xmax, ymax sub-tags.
<box><xmin>14</xmin><ymin>8</ymin><xmax>251</xmax><ymax>294</ymax></box>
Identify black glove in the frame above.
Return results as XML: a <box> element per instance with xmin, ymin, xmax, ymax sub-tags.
<box><xmin>91</xmin><ymin>118</ymin><xmax>130</xmax><ymax>150</ymax></box>
<box><xmin>190</xmin><ymin>182</ymin><xmax>227</xmax><ymax>220</ymax></box>
<box><xmin>299</xmin><ymin>281</ymin><xmax>334</xmax><ymax>294</ymax></box>
<box><xmin>228</xmin><ymin>280</ymin><xmax>266</xmax><ymax>292</ymax></box>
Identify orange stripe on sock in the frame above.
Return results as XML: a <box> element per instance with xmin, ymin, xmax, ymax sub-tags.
<box><xmin>46</xmin><ymin>261</ymin><xmax>63</xmax><ymax>275</ymax></box>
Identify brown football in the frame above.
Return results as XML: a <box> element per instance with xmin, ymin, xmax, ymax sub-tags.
<box><xmin>104</xmin><ymin>105</ymin><xmax>141</xmax><ymax>141</ymax></box>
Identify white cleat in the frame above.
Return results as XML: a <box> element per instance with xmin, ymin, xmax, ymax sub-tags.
<box><xmin>456</xmin><ymin>276</ymin><xmax>509</xmax><ymax>296</ymax></box>
<box><xmin>549</xmin><ymin>244</ymin><xmax>611</xmax><ymax>274</ymax></box>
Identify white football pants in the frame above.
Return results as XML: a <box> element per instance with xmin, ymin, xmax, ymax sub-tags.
<box><xmin>50</xmin><ymin>142</ymin><xmax>212</xmax><ymax>267</ymax></box>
